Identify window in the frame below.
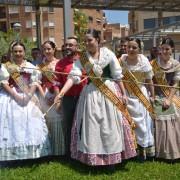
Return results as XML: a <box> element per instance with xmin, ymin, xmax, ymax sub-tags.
<box><xmin>9</xmin><ymin>6</ymin><xmax>19</xmax><ymax>14</ymax></box>
<box><xmin>49</xmin><ymin>22</ymin><xmax>55</xmax><ymax>27</ymax></box>
<box><xmin>25</xmin><ymin>6</ymin><xmax>32</xmax><ymax>12</ymax></box>
<box><xmin>163</xmin><ymin>17</ymin><xmax>170</xmax><ymax>25</ymax></box>
<box><xmin>49</xmin><ymin>7</ymin><xmax>54</xmax><ymax>12</ymax></box>
<box><xmin>176</xmin><ymin>16</ymin><xmax>180</xmax><ymax>22</ymax></box>
<box><xmin>0</xmin><ymin>7</ymin><xmax>6</xmax><ymax>18</ymax></box>
<box><xmin>43</xmin><ymin>21</ymin><xmax>54</xmax><ymax>28</ymax></box>
<box><xmin>144</xmin><ymin>18</ymin><xmax>156</xmax><ymax>29</ymax></box>
<box><xmin>32</xmin><ymin>21</ymin><xmax>36</xmax><ymax>27</ymax></box>
<box><xmin>49</xmin><ymin>37</ymin><xmax>55</xmax><ymax>42</ymax></box>
<box><xmin>26</xmin><ymin>21</ymin><xmax>32</xmax><ymax>28</ymax></box>
<box><xmin>42</xmin><ymin>7</ymin><xmax>48</xmax><ymax>12</ymax></box>
<box><xmin>44</xmin><ymin>21</ymin><xmax>48</xmax><ymax>27</ymax></box>
<box><xmin>26</xmin><ymin>21</ymin><xmax>35</xmax><ymax>28</ymax></box>
<box><xmin>169</xmin><ymin>16</ymin><xmax>176</xmax><ymax>24</ymax></box>
<box><xmin>0</xmin><ymin>21</ymin><xmax>7</xmax><ymax>32</ymax></box>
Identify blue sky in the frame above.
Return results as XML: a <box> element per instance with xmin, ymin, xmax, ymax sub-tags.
<box><xmin>104</xmin><ymin>10</ymin><xmax>129</xmax><ymax>24</ymax></box>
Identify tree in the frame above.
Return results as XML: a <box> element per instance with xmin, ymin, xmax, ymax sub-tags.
<box><xmin>73</xmin><ymin>9</ymin><xmax>88</xmax><ymax>49</ymax></box>
<box><xmin>0</xmin><ymin>29</ymin><xmax>36</xmax><ymax>61</ymax></box>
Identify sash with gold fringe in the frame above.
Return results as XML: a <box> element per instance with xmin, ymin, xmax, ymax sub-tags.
<box><xmin>151</xmin><ymin>59</ymin><xmax>180</xmax><ymax>109</ymax></box>
<box><xmin>80</xmin><ymin>51</ymin><xmax>136</xmax><ymax>138</ymax></box>
<box><xmin>5</xmin><ymin>61</ymin><xmax>39</xmax><ymax>106</ymax></box>
<box><xmin>120</xmin><ymin>62</ymin><xmax>155</xmax><ymax>118</ymax></box>
<box><xmin>80</xmin><ymin>51</ymin><xmax>136</xmax><ymax>148</ymax></box>
<box><xmin>38</xmin><ymin>62</ymin><xmax>56</xmax><ymax>83</ymax></box>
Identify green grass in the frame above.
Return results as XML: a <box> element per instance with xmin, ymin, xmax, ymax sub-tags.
<box><xmin>0</xmin><ymin>158</ymin><xmax>180</xmax><ymax>180</ymax></box>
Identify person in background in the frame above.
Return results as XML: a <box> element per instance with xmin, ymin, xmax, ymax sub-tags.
<box><xmin>37</xmin><ymin>40</ymin><xmax>65</xmax><ymax>156</ymax></box>
<box><xmin>61</xmin><ymin>44</ymin><xmax>66</xmax><ymax>58</ymax></box>
<box><xmin>54</xmin><ymin>29</ymin><xmax>136</xmax><ymax>167</ymax></box>
<box><xmin>149</xmin><ymin>47</ymin><xmax>160</xmax><ymax>61</ymax></box>
<box><xmin>151</xmin><ymin>37</ymin><xmax>180</xmax><ymax>161</ymax></box>
<box><xmin>55</xmin><ymin>36</ymin><xmax>87</xmax><ymax>159</ymax></box>
<box><xmin>116</xmin><ymin>38</ymin><xmax>129</xmax><ymax>60</ymax></box>
<box><xmin>1</xmin><ymin>54</ymin><xmax>9</xmax><ymax>64</ymax></box>
<box><xmin>0</xmin><ymin>42</ymin><xmax>51</xmax><ymax>163</ymax></box>
<box><xmin>31</xmin><ymin>47</ymin><xmax>43</xmax><ymax>66</ymax></box>
<box><xmin>120</xmin><ymin>38</ymin><xmax>155</xmax><ymax>161</ymax></box>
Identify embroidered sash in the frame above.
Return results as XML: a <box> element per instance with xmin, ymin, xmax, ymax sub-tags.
<box><xmin>120</xmin><ymin>62</ymin><xmax>155</xmax><ymax>118</ymax></box>
<box><xmin>5</xmin><ymin>61</ymin><xmax>39</xmax><ymax>105</ymax></box>
<box><xmin>151</xmin><ymin>59</ymin><xmax>180</xmax><ymax>109</ymax></box>
<box><xmin>38</xmin><ymin>62</ymin><xmax>56</xmax><ymax>83</ymax></box>
<box><xmin>80</xmin><ymin>51</ymin><xmax>136</xmax><ymax>131</ymax></box>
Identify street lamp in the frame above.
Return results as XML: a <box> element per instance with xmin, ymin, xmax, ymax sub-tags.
<box><xmin>13</xmin><ymin>22</ymin><xmax>21</xmax><ymax>40</ymax></box>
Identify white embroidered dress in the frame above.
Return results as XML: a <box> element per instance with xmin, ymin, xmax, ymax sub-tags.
<box><xmin>121</xmin><ymin>54</ymin><xmax>154</xmax><ymax>148</ymax></box>
<box><xmin>69</xmin><ymin>47</ymin><xmax>136</xmax><ymax>165</ymax></box>
<box><xmin>0</xmin><ymin>61</ymin><xmax>51</xmax><ymax>161</ymax></box>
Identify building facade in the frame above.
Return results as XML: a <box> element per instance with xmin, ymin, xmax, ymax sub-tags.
<box><xmin>128</xmin><ymin>11</ymin><xmax>180</xmax><ymax>53</ymax></box>
<box><xmin>0</xmin><ymin>5</ymin><xmax>105</xmax><ymax>49</ymax></box>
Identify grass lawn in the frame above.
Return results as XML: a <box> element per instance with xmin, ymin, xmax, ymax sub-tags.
<box><xmin>0</xmin><ymin>157</ymin><xmax>180</xmax><ymax>180</ymax></box>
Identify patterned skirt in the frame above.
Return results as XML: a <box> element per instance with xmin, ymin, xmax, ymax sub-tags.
<box><xmin>70</xmin><ymin>81</ymin><xmax>136</xmax><ymax>166</ymax></box>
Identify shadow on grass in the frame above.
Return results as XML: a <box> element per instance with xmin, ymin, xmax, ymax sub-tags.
<box><xmin>1</xmin><ymin>155</ymin><xmax>179</xmax><ymax>176</ymax></box>
<box><xmin>53</xmin><ymin>156</ymin><xmax>131</xmax><ymax>175</ymax></box>
<box><xmin>0</xmin><ymin>156</ymin><xmax>129</xmax><ymax>175</ymax></box>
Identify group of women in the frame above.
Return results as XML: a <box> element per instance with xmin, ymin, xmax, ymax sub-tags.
<box><xmin>0</xmin><ymin>29</ymin><xmax>179</xmax><ymax>168</ymax></box>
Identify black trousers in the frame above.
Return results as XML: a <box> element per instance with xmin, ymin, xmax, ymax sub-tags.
<box><xmin>62</xmin><ymin>95</ymin><xmax>79</xmax><ymax>156</ymax></box>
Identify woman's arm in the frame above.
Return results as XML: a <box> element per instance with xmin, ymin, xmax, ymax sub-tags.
<box><xmin>117</xmin><ymin>81</ymin><xmax>128</xmax><ymax>105</ymax></box>
<box><xmin>2</xmin><ymin>83</ymin><xmax>24</xmax><ymax>105</ymax></box>
<box><xmin>36</xmin><ymin>83</ymin><xmax>45</xmax><ymax>97</ymax></box>
<box><xmin>2</xmin><ymin>83</ymin><xmax>15</xmax><ymax>97</ymax></box>
<box><xmin>145</xmin><ymin>79</ymin><xmax>155</xmax><ymax>101</ymax></box>
<box><xmin>54</xmin><ymin>78</ymin><xmax>74</xmax><ymax>103</ymax></box>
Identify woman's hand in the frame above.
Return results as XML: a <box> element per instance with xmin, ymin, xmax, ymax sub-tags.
<box><xmin>14</xmin><ymin>93</ymin><xmax>30</xmax><ymax>106</ymax></box>
<box><xmin>54</xmin><ymin>91</ymin><xmax>64</xmax><ymax>104</ymax></box>
<box><xmin>54</xmin><ymin>92</ymin><xmax>64</xmax><ymax>113</ymax></box>
<box><xmin>162</xmin><ymin>98</ymin><xmax>171</xmax><ymax>109</ymax></box>
<box><xmin>122</xmin><ymin>94</ymin><xmax>128</xmax><ymax>106</ymax></box>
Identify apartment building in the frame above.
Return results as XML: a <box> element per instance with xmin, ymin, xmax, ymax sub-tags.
<box><xmin>103</xmin><ymin>23</ymin><xmax>129</xmax><ymax>42</ymax></box>
<box><xmin>0</xmin><ymin>5</ymin><xmax>105</xmax><ymax>48</ymax></box>
<box><xmin>128</xmin><ymin>11</ymin><xmax>180</xmax><ymax>52</ymax></box>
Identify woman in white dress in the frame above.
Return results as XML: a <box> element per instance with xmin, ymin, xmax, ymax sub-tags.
<box><xmin>37</xmin><ymin>40</ymin><xmax>65</xmax><ymax>156</ymax></box>
<box><xmin>120</xmin><ymin>38</ymin><xmax>155</xmax><ymax>160</ymax></box>
<box><xmin>0</xmin><ymin>42</ymin><xmax>51</xmax><ymax>161</ymax></box>
<box><xmin>54</xmin><ymin>29</ymin><xmax>136</xmax><ymax>166</ymax></box>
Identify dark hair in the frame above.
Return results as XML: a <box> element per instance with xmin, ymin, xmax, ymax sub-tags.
<box><xmin>12</xmin><ymin>41</ymin><xmax>26</xmax><ymax>51</ymax></box>
<box><xmin>161</xmin><ymin>37</ymin><xmax>174</xmax><ymax>48</ymax></box>
<box><xmin>121</xmin><ymin>37</ymin><xmax>130</xmax><ymax>44</ymax></box>
<box><xmin>42</xmin><ymin>40</ymin><xmax>56</xmax><ymax>49</ymax></box>
<box><xmin>31</xmin><ymin>47</ymin><xmax>40</xmax><ymax>52</ymax></box>
<box><xmin>86</xmin><ymin>29</ymin><xmax>101</xmax><ymax>43</ymax></box>
<box><xmin>128</xmin><ymin>38</ymin><xmax>141</xmax><ymax>49</ymax></box>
